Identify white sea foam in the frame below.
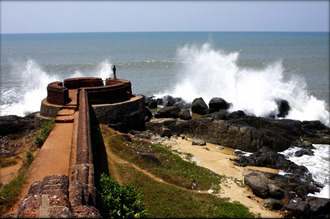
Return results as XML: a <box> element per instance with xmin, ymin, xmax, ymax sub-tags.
<box><xmin>0</xmin><ymin>59</ymin><xmax>113</xmax><ymax>116</ymax></box>
<box><xmin>157</xmin><ymin>43</ymin><xmax>329</xmax><ymax>125</ymax></box>
<box><xmin>280</xmin><ymin>144</ymin><xmax>330</xmax><ymax>199</ymax></box>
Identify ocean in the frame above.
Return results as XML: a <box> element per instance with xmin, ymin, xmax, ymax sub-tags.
<box><xmin>0</xmin><ymin>32</ymin><xmax>329</xmax><ymax>198</ymax></box>
<box><xmin>1</xmin><ymin>32</ymin><xmax>328</xmax><ymax>122</ymax></box>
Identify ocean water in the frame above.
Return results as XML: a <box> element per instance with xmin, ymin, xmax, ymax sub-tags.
<box><xmin>1</xmin><ymin>32</ymin><xmax>329</xmax><ymax>121</ymax></box>
<box><xmin>279</xmin><ymin>144</ymin><xmax>330</xmax><ymax>199</ymax></box>
<box><xmin>1</xmin><ymin>32</ymin><xmax>329</xmax><ymax>198</ymax></box>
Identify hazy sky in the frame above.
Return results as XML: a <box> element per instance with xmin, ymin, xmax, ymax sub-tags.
<box><xmin>1</xmin><ymin>1</ymin><xmax>329</xmax><ymax>33</ymax></box>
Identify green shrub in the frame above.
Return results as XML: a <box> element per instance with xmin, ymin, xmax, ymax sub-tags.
<box><xmin>99</xmin><ymin>173</ymin><xmax>146</xmax><ymax>218</ymax></box>
<box><xmin>34</xmin><ymin>120</ymin><xmax>54</xmax><ymax>147</ymax></box>
<box><xmin>25</xmin><ymin>150</ymin><xmax>34</xmax><ymax>166</ymax></box>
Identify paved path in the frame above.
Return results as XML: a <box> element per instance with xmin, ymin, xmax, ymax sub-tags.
<box><xmin>9</xmin><ymin>122</ymin><xmax>74</xmax><ymax>214</ymax></box>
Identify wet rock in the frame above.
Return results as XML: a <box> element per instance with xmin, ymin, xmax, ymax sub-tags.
<box><xmin>155</xmin><ymin>106</ymin><xmax>181</xmax><ymax>118</ymax></box>
<box><xmin>147</xmin><ymin>111</ymin><xmax>330</xmax><ymax>152</ymax></box>
<box><xmin>294</xmin><ymin>148</ymin><xmax>314</xmax><ymax>157</ymax></box>
<box><xmin>145</xmin><ymin>96</ymin><xmax>158</xmax><ymax>109</ymax></box>
<box><xmin>174</xmin><ymin>99</ymin><xmax>191</xmax><ymax>109</ymax></box>
<box><xmin>160</xmin><ymin>128</ymin><xmax>172</xmax><ymax>138</ymax></box>
<box><xmin>268</xmin><ymin>183</ymin><xmax>285</xmax><ymax>199</ymax></box>
<box><xmin>306</xmin><ymin>196</ymin><xmax>330</xmax><ymax>217</ymax></box>
<box><xmin>285</xmin><ymin>197</ymin><xmax>309</xmax><ymax>217</ymax></box>
<box><xmin>244</xmin><ymin>172</ymin><xmax>269</xmax><ymax>198</ymax></box>
<box><xmin>156</xmin><ymin>98</ymin><xmax>163</xmax><ymax>106</ymax></box>
<box><xmin>276</xmin><ymin>99</ymin><xmax>291</xmax><ymax>118</ymax></box>
<box><xmin>204</xmin><ymin>110</ymin><xmax>228</xmax><ymax>120</ymax></box>
<box><xmin>264</xmin><ymin>198</ymin><xmax>283</xmax><ymax>210</ymax></box>
<box><xmin>163</xmin><ymin>95</ymin><xmax>176</xmax><ymax>106</ymax></box>
<box><xmin>208</xmin><ymin>97</ymin><xmax>230</xmax><ymax>113</ymax></box>
<box><xmin>144</xmin><ymin>107</ymin><xmax>153</xmax><ymax>122</ymax></box>
<box><xmin>191</xmin><ymin>98</ymin><xmax>208</xmax><ymax>115</ymax></box>
<box><xmin>227</xmin><ymin>110</ymin><xmax>246</xmax><ymax>119</ymax></box>
<box><xmin>179</xmin><ymin>109</ymin><xmax>192</xmax><ymax>120</ymax></box>
<box><xmin>192</xmin><ymin>138</ymin><xmax>206</xmax><ymax>146</ymax></box>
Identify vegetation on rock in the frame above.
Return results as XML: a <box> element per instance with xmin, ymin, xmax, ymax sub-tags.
<box><xmin>34</xmin><ymin>120</ymin><xmax>54</xmax><ymax>147</ymax></box>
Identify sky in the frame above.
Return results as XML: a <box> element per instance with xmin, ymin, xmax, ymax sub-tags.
<box><xmin>1</xmin><ymin>1</ymin><xmax>329</xmax><ymax>34</ymax></box>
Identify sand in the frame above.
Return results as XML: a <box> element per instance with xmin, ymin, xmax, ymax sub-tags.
<box><xmin>163</xmin><ymin>137</ymin><xmax>282</xmax><ymax>218</ymax></box>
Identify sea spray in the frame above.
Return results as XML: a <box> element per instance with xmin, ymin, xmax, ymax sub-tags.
<box><xmin>0</xmin><ymin>60</ymin><xmax>58</xmax><ymax>116</ymax></box>
<box><xmin>97</xmin><ymin>59</ymin><xmax>114</xmax><ymax>79</ymax></box>
<box><xmin>279</xmin><ymin>144</ymin><xmax>330</xmax><ymax>199</ymax></box>
<box><xmin>157</xmin><ymin>44</ymin><xmax>329</xmax><ymax>125</ymax></box>
<box><xmin>0</xmin><ymin>59</ymin><xmax>114</xmax><ymax>116</ymax></box>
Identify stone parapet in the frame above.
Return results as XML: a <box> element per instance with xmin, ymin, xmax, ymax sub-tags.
<box><xmin>64</xmin><ymin>77</ymin><xmax>103</xmax><ymax>89</ymax></box>
<box><xmin>47</xmin><ymin>81</ymin><xmax>69</xmax><ymax>105</ymax></box>
<box><xmin>68</xmin><ymin>89</ymin><xmax>97</xmax><ymax>211</ymax></box>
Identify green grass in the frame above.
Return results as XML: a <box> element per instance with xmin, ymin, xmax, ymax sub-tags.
<box><xmin>34</xmin><ymin>120</ymin><xmax>55</xmax><ymax>147</ymax></box>
<box><xmin>101</xmin><ymin>126</ymin><xmax>254</xmax><ymax>218</ymax></box>
<box><xmin>0</xmin><ymin>151</ymin><xmax>34</xmax><ymax>215</ymax></box>
<box><xmin>102</xmin><ymin>127</ymin><xmax>222</xmax><ymax>191</ymax></box>
<box><xmin>116</xmin><ymin>164</ymin><xmax>254</xmax><ymax>218</ymax></box>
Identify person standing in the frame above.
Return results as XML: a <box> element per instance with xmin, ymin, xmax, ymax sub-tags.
<box><xmin>112</xmin><ymin>65</ymin><xmax>117</xmax><ymax>80</ymax></box>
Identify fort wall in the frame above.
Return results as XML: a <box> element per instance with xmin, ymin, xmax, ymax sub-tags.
<box><xmin>47</xmin><ymin>81</ymin><xmax>69</xmax><ymax>105</ymax></box>
<box><xmin>64</xmin><ymin>77</ymin><xmax>103</xmax><ymax>89</ymax></box>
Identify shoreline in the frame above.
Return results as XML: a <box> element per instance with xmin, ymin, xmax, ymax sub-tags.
<box><xmin>162</xmin><ymin>137</ymin><xmax>282</xmax><ymax>218</ymax></box>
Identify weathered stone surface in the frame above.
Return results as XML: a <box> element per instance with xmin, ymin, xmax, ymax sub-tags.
<box><xmin>192</xmin><ymin>138</ymin><xmax>206</xmax><ymax>146</ymax></box>
<box><xmin>306</xmin><ymin>197</ymin><xmax>330</xmax><ymax>216</ymax></box>
<box><xmin>208</xmin><ymin>97</ymin><xmax>230</xmax><ymax>113</ymax></box>
<box><xmin>283</xmin><ymin>196</ymin><xmax>330</xmax><ymax>218</ymax></box>
<box><xmin>244</xmin><ymin>172</ymin><xmax>269</xmax><ymax>198</ymax></box>
<box><xmin>92</xmin><ymin>95</ymin><xmax>145</xmax><ymax>126</ymax></box>
<box><xmin>179</xmin><ymin>109</ymin><xmax>192</xmax><ymax>120</ymax></box>
<box><xmin>0</xmin><ymin>114</ymin><xmax>36</xmax><ymax>136</ymax></box>
<box><xmin>191</xmin><ymin>98</ymin><xmax>208</xmax><ymax>115</ymax></box>
<box><xmin>268</xmin><ymin>183</ymin><xmax>285</xmax><ymax>199</ymax></box>
<box><xmin>0</xmin><ymin>135</ymin><xmax>23</xmax><ymax>157</ymax></box>
<box><xmin>163</xmin><ymin>95</ymin><xmax>176</xmax><ymax>106</ymax></box>
<box><xmin>203</xmin><ymin>110</ymin><xmax>228</xmax><ymax>120</ymax></box>
<box><xmin>155</xmin><ymin>106</ymin><xmax>181</xmax><ymax>119</ymax></box>
<box><xmin>17</xmin><ymin>175</ymin><xmax>73</xmax><ymax>218</ymax></box>
<box><xmin>145</xmin><ymin>96</ymin><xmax>158</xmax><ymax>109</ymax></box>
<box><xmin>227</xmin><ymin>110</ymin><xmax>247</xmax><ymax>120</ymax></box>
<box><xmin>160</xmin><ymin>127</ymin><xmax>172</xmax><ymax>138</ymax></box>
<box><xmin>146</xmin><ymin>118</ymin><xmax>177</xmax><ymax>135</ymax></box>
<box><xmin>276</xmin><ymin>99</ymin><xmax>290</xmax><ymax>118</ymax></box>
<box><xmin>264</xmin><ymin>198</ymin><xmax>283</xmax><ymax>210</ymax></box>
<box><xmin>146</xmin><ymin>115</ymin><xmax>330</xmax><ymax>152</ymax></box>
<box><xmin>72</xmin><ymin>205</ymin><xmax>101</xmax><ymax>218</ymax></box>
<box><xmin>294</xmin><ymin>148</ymin><xmax>314</xmax><ymax>157</ymax></box>
<box><xmin>144</xmin><ymin>107</ymin><xmax>153</xmax><ymax>122</ymax></box>
<box><xmin>285</xmin><ymin>198</ymin><xmax>309</xmax><ymax>216</ymax></box>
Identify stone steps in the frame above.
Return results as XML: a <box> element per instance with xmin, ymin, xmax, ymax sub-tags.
<box><xmin>57</xmin><ymin>109</ymin><xmax>75</xmax><ymax>116</ymax></box>
<box><xmin>55</xmin><ymin>115</ymin><xmax>74</xmax><ymax>123</ymax></box>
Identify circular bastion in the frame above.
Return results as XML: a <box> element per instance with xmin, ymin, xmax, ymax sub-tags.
<box><xmin>40</xmin><ymin>77</ymin><xmax>144</xmax><ymax>123</ymax></box>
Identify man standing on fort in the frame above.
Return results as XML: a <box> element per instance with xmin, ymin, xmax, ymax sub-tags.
<box><xmin>112</xmin><ymin>65</ymin><xmax>117</xmax><ymax>80</ymax></box>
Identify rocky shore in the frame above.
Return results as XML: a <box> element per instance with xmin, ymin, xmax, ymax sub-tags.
<box><xmin>139</xmin><ymin>95</ymin><xmax>330</xmax><ymax>217</ymax></box>
<box><xmin>1</xmin><ymin>94</ymin><xmax>329</xmax><ymax>218</ymax></box>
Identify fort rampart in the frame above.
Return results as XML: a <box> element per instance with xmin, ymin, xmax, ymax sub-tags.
<box><xmin>35</xmin><ymin>77</ymin><xmax>145</xmax><ymax>217</ymax></box>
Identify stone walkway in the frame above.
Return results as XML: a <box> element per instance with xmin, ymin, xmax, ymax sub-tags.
<box><xmin>9</xmin><ymin>122</ymin><xmax>74</xmax><ymax>214</ymax></box>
